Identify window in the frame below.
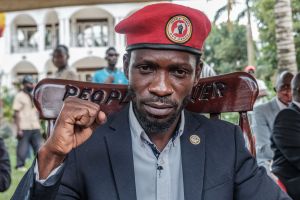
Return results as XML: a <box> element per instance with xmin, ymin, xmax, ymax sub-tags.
<box><xmin>75</xmin><ymin>19</ymin><xmax>108</xmax><ymax>47</ymax></box>
<box><xmin>45</xmin><ymin>24</ymin><xmax>59</xmax><ymax>50</ymax></box>
<box><xmin>13</xmin><ymin>25</ymin><xmax>38</xmax><ymax>53</ymax></box>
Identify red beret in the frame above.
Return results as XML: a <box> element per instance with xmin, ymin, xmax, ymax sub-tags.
<box><xmin>115</xmin><ymin>3</ymin><xmax>211</xmax><ymax>55</ymax></box>
<box><xmin>244</xmin><ymin>65</ymin><xmax>256</xmax><ymax>72</ymax></box>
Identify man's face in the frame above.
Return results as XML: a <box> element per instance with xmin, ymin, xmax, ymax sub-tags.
<box><xmin>276</xmin><ymin>74</ymin><xmax>293</xmax><ymax>105</ymax></box>
<box><xmin>52</xmin><ymin>50</ymin><xmax>68</xmax><ymax>69</ymax></box>
<box><xmin>106</xmin><ymin>49</ymin><xmax>119</xmax><ymax>67</ymax></box>
<box><xmin>124</xmin><ymin>49</ymin><xmax>200</xmax><ymax>134</ymax></box>
<box><xmin>23</xmin><ymin>82</ymin><xmax>34</xmax><ymax>93</ymax></box>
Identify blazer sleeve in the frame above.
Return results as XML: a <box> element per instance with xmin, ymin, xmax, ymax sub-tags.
<box><xmin>233</xmin><ymin>126</ymin><xmax>291</xmax><ymax>200</ymax></box>
<box><xmin>252</xmin><ymin>105</ymin><xmax>274</xmax><ymax>161</ymax></box>
<box><xmin>273</xmin><ymin>109</ymin><xmax>300</xmax><ymax>170</ymax></box>
<box><xmin>11</xmin><ymin>157</ymin><xmax>72</xmax><ymax>200</ymax></box>
<box><xmin>0</xmin><ymin>138</ymin><xmax>11</xmax><ymax>192</ymax></box>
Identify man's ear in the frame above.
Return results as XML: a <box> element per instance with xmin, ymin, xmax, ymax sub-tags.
<box><xmin>194</xmin><ymin>61</ymin><xmax>202</xmax><ymax>87</ymax></box>
<box><xmin>123</xmin><ymin>53</ymin><xmax>129</xmax><ymax>80</ymax></box>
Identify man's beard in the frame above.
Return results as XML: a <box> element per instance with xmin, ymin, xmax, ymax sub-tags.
<box><xmin>129</xmin><ymin>87</ymin><xmax>190</xmax><ymax>135</ymax></box>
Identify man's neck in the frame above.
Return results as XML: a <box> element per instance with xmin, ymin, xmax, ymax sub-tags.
<box><xmin>276</xmin><ymin>97</ymin><xmax>288</xmax><ymax>110</ymax></box>
<box><xmin>146</xmin><ymin>117</ymin><xmax>180</xmax><ymax>152</ymax></box>
<box><xmin>57</xmin><ymin>65</ymin><xmax>67</xmax><ymax>72</ymax></box>
<box><xmin>107</xmin><ymin>65</ymin><xmax>116</xmax><ymax>72</ymax></box>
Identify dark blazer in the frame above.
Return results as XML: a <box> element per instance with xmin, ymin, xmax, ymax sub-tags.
<box><xmin>272</xmin><ymin>103</ymin><xmax>300</xmax><ymax>200</ymax></box>
<box><xmin>0</xmin><ymin>137</ymin><xmax>11</xmax><ymax>192</ymax></box>
<box><xmin>13</xmin><ymin>107</ymin><xmax>290</xmax><ymax>200</ymax></box>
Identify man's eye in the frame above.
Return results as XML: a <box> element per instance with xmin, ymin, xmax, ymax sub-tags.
<box><xmin>138</xmin><ymin>65</ymin><xmax>154</xmax><ymax>73</ymax></box>
<box><xmin>172</xmin><ymin>69</ymin><xmax>188</xmax><ymax>78</ymax></box>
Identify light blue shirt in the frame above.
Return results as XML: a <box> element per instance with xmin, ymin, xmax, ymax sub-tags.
<box><xmin>129</xmin><ymin>103</ymin><xmax>185</xmax><ymax>200</ymax></box>
<box><xmin>92</xmin><ymin>68</ymin><xmax>128</xmax><ymax>84</ymax></box>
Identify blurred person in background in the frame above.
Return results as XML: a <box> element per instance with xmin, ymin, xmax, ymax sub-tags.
<box><xmin>0</xmin><ymin>136</ymin><xmax>10</xmax><ymax>192</ymax></box>
<box><xmin>52</xmin><ymin>45</ymin><xmax>79</xmax><ymax>80</ymax></box>
<box><xmin>200</xmin><ymin>62</ymin><xmax>216</xmax><ymax>78</ymax></box>
<box><xmin>93</xmin><ymin>47</ymin><xmax>128</xmax><ymax>84</ymax></box>
<box><xmin>272</xmin><ymin>72</ymin><xmax>300</xmax><ymax>200</ymax></box>
<box><xmin>12</xmin><ymin>75</ymin><xmax>43</xmax><ymax>171</ymax></box>
<box><xmin>252</xmin><ymin>71</ymin><xmax>293</xmax><ymax>175</ymax></box>
<box><xmin>244</xmin><ymin>65</ymin><xmax>268</xmax><ymax>105</ymax></box>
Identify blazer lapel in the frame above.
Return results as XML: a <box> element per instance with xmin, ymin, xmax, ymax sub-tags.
<box><xmin>181</xmin><ymin>111</ymin><xmax>206</xmax><ymax>200</ymax></box>
<box><xmin>270</xmin><ymin>98</ymin><xmax>280</xmax><ymax>112</ymax></box>
<box><xmin>104</xmin><ymin>107</ymin><xmax>137</xmax><ymax>200</ymax></box>
<box><xmin>290</xmin><ymin>102</ymin><xmax>300</xmax><ymax>113</ymax></box>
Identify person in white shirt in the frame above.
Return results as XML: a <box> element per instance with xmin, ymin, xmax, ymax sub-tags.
<box><xmin>244</xmin><ymin>65</ymin><xmax>268</xmax><ymax>105</ymax></box>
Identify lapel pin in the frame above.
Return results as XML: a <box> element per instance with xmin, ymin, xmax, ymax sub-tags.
<box><xmin>190</xmin><ymin>134</ymin><xmax>200</xmax><ymax>145</ymax></box>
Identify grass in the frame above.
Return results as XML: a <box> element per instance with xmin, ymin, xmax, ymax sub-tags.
<box><xmin>1</xmin><ymin>137</ymin><xmax>34</xmax><ymax>199</ymax></box>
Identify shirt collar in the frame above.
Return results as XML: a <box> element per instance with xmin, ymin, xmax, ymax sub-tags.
<box><xmin>129</xmin><ymin>102</ymin><xmax>185</xmax><ymax>144</ymax></box>
<box><xmin>276</xmin><ymin>97</ymin><xmax>288</xmax><ymax>110</ymax></box>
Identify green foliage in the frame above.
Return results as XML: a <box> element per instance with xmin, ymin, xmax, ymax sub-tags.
<box><xmin>1</xmin><ymin>87</ymin><xmax>14</xmax><ymax>122</ymax></box>
<box><xmin>2</xmin><ymin>138</ymin><xmax>33</xmax><ymax>199</ymax></box>
<box><xmin>204</xmin><ymin>23</ymin><xmax>248</xmax><ymax>74</ymax></box>
<box><xmin>253</xmin><ymin>0</ymin><xmax>300</xmax><ymax>78</ymax></box>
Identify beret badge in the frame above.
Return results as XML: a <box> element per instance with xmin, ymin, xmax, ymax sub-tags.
<box><xmin>166</xmin><ymin>15</ymin><xmax>193</xmax><ymax>44</ymax></box>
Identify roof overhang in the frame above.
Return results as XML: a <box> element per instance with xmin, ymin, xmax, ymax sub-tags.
<box><xmin>0</xmin><ymin>0</ymin><xmax>167</xmax><ymax>12</ymax></box>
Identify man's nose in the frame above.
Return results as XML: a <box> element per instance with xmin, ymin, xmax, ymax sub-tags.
<box><xmin>148</xmin><ymin>72</ymin><xmax>174</xmax><ymax>96</ymax></box>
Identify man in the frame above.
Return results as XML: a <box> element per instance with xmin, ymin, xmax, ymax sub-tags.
<box><xmin>200</xmin><ymin>62</ymin><xmax>216</xmax><ymax>78</ymax></box>
<box><xmin>13</xmin><ymin>3</ymin><xmax>290</xmax><ymax>200</ymax></box>
<box><xmin>0</xmin><ymin>137</ymin><xmax>10</xmax><ymax>192</ymax></box>
<box><xmin>92</xmin><ymin>47</ymin><xmax>128</xmax><ymax>84</ymax></box>
<box><xmin>12</xmin><ymin>75</ymin><xmax>42</xmax><ymax>171</ymax></box>
<box><xmin>244</xmin><ymin>65</ymin><xmax>268</xmax><ymax>105</ymax></box>
<box><xmin>52</xmin><ymin>45</ymin><xmax>79</xmax><ymax>80</ymax></box>
<box><xmin>272</xmin><ymin>72</ymin><xmax>300</xmax><ymax>200</ymax></box>
<box><xmin>252</xmin><ymin>71</ymin><xmax>293</xmax><ymax>173</ymax></box>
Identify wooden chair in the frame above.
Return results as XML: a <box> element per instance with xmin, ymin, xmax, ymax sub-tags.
<box><xmin>33</xmin><ymin>72</ymin><xmax>258</xmax><ymax>156</ymax></box>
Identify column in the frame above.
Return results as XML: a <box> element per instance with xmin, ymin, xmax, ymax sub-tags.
<box><xmin>114</xmin><ymin>16</ymin><xmax>125</xmax><ymax>52</ymax></box>
<box><xmin>4</xmin><ymin>25</ymin><xmax>11</xmax><ymax>53</ymax></box>
<box><xmin>38</xmin><ymin>23</ymin><xmax>45</xmax><ymax>52</ymax></box>
<box><xmin>59</xmin><ymin>18</ymin><xmax>65</xmax><ymax>45</ymax></box>
<box><xmin>64</xmin><ymin>18</ymin><xmax>70</xmax><ymax>47</ymax></box>
<box><xmin>70</xmin><ymin>18</ymin><xmax>76</xmax><ymax>47</ymax></box>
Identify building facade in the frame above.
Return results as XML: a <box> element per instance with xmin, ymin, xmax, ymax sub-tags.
<box><xmin>0</xmin><ymin>2</ymin><xmax>148</xmax><ymax>87</ymax></box>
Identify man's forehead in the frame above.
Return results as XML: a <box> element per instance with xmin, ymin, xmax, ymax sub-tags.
<box><xmin>131</xmin><ymin>49</ymin><xmax>195</xmax><ymax>57</ymax></box>
<box><xmin>130</xmin><ymin>49</ymin><xmax>197</xmax><ymax>64</ymax></box>
<box><xmin>53</xmin><ymin>49</ymin><xmax>67</xmax><ymax>56</ymax></box>
<box><xmin>107</xmin><ymin>49</ymin><xmax>117</xmax><ymax>53</ymax></box>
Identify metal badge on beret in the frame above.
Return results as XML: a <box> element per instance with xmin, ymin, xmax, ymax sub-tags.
<box><xmin>166</xmin><ymin>15</ymin><xmax>193</xmax><ymax>44</ymax></box>
<box><xmin>189</xmin><ymin>134</ymin><xmax>200</xmax><ymax>145</ymax></box>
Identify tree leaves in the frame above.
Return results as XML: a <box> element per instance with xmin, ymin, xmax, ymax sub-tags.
<box><xmin>204</xmin><ymin>23</ymin><xmax>248</xmax><ymax>74</ymax></box>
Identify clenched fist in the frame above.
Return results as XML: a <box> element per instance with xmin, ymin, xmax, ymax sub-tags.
<box><xmin>37</xmin><ymin>97</ymin><xmax>107</xmax><ymax>179</ymax></box>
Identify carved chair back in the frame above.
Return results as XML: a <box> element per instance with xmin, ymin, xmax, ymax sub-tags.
<box><xmin>33</xmin><ymin>72</ymin><xmax>258</xmax><ymax>156</ymax></box>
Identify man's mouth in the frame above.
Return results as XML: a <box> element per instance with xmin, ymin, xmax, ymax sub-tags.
<box><xmin>143</xmin><ymin>102</ymin><xmax>174</xmax><ymax>117</ymax></box>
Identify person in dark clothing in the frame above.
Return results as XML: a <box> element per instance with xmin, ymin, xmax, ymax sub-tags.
<box><xmin>272</xmin><ymin>72</ymin><xmax>300</xmax><ymax>200</ymax></box>
<box><xmin>0</xmin><ymin>137</ymin><xmax>11</xmax><ymax>192</ymax></box>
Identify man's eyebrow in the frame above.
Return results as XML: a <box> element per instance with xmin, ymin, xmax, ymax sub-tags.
<box><xmin>168</xmin><ymin>63</ymin><xmax>193</xmax><ymax>69</ymax></box>
<box><xmin>133</xmin><ymin>59</ymin><xmax>158</xmax><ymax>66</ymax></box>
